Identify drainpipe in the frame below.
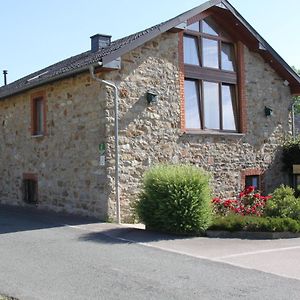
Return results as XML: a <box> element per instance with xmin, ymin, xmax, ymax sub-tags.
<box><xmin>292</xmin><ymin>102</ymin><xmax>296</xmax><ymax>138</ymax></box>
<box><xmin>89</xmin><ymin>64</ymin><xmax>121</xmax><ymax>224</ymax></box>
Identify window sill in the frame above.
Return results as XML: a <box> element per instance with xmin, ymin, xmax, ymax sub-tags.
<box><xmin>31</xmin><ymin>134</ymin><xmax>45</xmax><ymax>138</ymax></box>
<box><xmin>183</xmin><ymin>130</ymin><xmax>245</xmax><ymax>137</ymax></box>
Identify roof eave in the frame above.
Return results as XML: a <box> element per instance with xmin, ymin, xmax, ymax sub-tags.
<box><xmin>0</xmin><ymin>63</ymin><xmax>102</xmax><ymax>100</ymax></box>
<box><xmin>291</xmin><ymin>86</ymin><xmax>300</xmax><ymax>96</ymax></box>
<box><xmin>222</xmin><ymin>0</ymin><xmax>300</xmax><ymax>88</ymax></box>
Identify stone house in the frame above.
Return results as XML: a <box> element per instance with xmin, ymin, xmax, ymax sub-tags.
<box><xmin>1</xmin><ymin>0</ymin><xmax>300</xmax><ymax>222</ymax></box>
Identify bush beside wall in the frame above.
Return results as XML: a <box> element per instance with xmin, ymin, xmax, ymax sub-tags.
<box><xmin>264</xmin><ymin>185</ymin><xmax>300</xmax><ymax>221</ymax></box>
<box><xmin>136</xmin><ymin>164</ymin><xmax>213</xmax><ymax>234</ymax></box>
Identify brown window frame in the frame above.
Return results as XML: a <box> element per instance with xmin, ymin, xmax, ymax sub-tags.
<box><xmin>31</xmin><ymin>91</ymin><xmax>46</xmax><ymax>136</ymax></box>
<box><xmin>183</xmin><ymin>16</ymin><xmax>245</xmax><ymax>133</ymax></box>
<box><xmin>241</xmin><ymin>168</ymin><xmax>264</xmax><ymax>192</ymax></box>
<box><xmin>185</xmin><ymin>79</ymin><xmax>239</xmax><ymax>132</ymax></box>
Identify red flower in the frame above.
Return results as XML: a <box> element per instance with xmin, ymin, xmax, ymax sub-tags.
<box><xmin>212</xmin><ymin>198</ymin><xmax>221</xmax><ymax>203</ymax></box>
<box><xmin>239</xmin><ymin>192</ymin><xmax>245</xmax><ymax>198</ymax></box>
<box><xmin>245</xmin><ymin>186</ymin><xmax>255</xmax><ymax>194</ymax></box>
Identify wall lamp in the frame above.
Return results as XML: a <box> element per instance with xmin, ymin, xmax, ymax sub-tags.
<box><xmin>265</xmin><ymin>106</ymin><xmax>273</xmax><ymax>117</ymax></box>
<box><xmin>146</xmin><ymin>91</ymin><xmax>158</xmax><ymax>104</ymax></box>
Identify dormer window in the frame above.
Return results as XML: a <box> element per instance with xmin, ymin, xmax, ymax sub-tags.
<box><xmin>183</xmin><ymin>16</ymin><xmax>239</xmax><ymax>132</ymax></box>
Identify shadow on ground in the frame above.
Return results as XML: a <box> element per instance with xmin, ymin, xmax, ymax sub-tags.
<box><xmin>0</xmin><ymin>204</ymin><xmax>100</xmax><ymax>235</ymax></box>
<box><xmin>78</xmin><ymin>227</ymin><xmax>198</xmax><ymax>244</ymax></box>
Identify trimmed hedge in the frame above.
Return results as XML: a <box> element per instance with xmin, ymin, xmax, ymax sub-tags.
<box><xmin>135</xmin><ymin>164</ymin><xmax>213</xmax><ymax>234</ymax></box>
<box><xmin>209</xmin><ymin>215</ymin><xmax>300</xmax><ymax>233</ymax></box>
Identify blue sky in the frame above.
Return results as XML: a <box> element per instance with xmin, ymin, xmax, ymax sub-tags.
<box><xmin>1</xmin><ymin>0</ymin><xmax>299</xmax><ymax>84</ymax></box>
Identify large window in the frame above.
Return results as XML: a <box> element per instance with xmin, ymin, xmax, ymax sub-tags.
<box><xmin>183</xmin><ymin>16</ymin><xmax>238</xmax><ymax>132</ymax></box>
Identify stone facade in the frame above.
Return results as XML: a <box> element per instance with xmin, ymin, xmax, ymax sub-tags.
<box><xmin>0</xmin><ymin>73</ymin><xmax>110</xmax><ymax>219</ymax></box>
<box><xmin>0</xmin><ymin>30</ymin><xmax>293</xmax><ymax>222</ymax></box>
<box><xmin>103</xmin><ymin>32</ymin><xmax>292</xmax><ymax>221</ymax></box>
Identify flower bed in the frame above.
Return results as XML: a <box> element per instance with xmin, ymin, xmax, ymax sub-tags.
<box><xmin>212</xmin><ymin>186</ymin><xmax>271</xmax><ymax>217</ymax></box>
<box><xmin>209</xmin><ymin>186</ymin><xmax>300</xmax><ymax>237</ymax></box>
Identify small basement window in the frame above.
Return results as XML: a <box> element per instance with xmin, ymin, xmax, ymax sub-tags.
<box><xmin>23</xmin><ymin>179</ymin><xmax>38</xmax><ymax>204</ymax></box>
<box><xmin>245</xmin><ymin>175</ymin><xmax>260</xmax><ymax>190</ymax></box>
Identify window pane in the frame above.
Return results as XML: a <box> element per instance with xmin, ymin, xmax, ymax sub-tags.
<box><xmin>203</xmin><ymin>81</ymin><xmax>219</xmax><ymax>130</ymax></box>
<box><xmin>202</xmin><ymin>17</ymin><xmax>219</xmax><ymax>36</ymax></box>
<box><xmin>202</xmin><ymin>38</ymin><xmax>219</xmax><ymax>69</ymax></box>
<box><xmin>252</xmin><ymin>177</ymin><xmax>258</xmax><ymax>189</ymax></box>
<box><xmin>222</xmin><ymin>43</ymin><xmax>236</xmax><ymax>71</ymax></box>
<box><xmin>245</xmin><ymin>175</ymin><xmax>259</xmax><ymax>189</ymax></box>
<box><xmin>184</xmin><ymin>36</ymin><xmax>200</xmax><ymax>65</ymax></box>
<box><xmin>35</xmin><ymin>99</ymin><xmax>44</xmax><ymax>134</ymax></box>
<box><xmin>187</xmin><ymin>22</ymin><xmax>200</xmax><ymax>32</ymax></box>
<box><xmin>184</xmin><ymin>80</ymin><xmax>201</xmax><ymax>129</ymax></box>
<box><xmin>222</xmin><ymin>84</ymin><xmax>237</xmax><ymax>131</ymax></box>
<box><xmin>295</xmin><ymin>175</ymin><xmax>300</xmax><ymax>188</ymax></box>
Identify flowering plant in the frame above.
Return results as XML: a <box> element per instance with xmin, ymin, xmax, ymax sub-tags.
<box><xmin>212</xmin><ymin>186</ymin><xmax>271</xmax><ymax>217</ymax></box>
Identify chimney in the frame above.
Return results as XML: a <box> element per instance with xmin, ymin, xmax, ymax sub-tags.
<box><xmin>3</xmin><ymin>70</ymin><xmax>7</xmax><ymax>86</ymax></box>
<box><xmin>90</xmin><ymin>34</ymin><xmax>112</xmax><ymax>53</ymax></box>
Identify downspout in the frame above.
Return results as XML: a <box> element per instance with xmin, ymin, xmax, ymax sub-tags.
<box><xmin>292</xmin><ymin>102</ymin><xmax>296</xmax><ymax>138</ymax></box>
<box><xmin>89</xmin><ymin>64</ymin><xmax>121</xmax><ymax>224</ymax></box>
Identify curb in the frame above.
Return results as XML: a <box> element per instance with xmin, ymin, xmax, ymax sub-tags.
<box><xmin>206</xmin><ymin>230</ymin><xmax>300</xmax><ymax>239</ymax></box>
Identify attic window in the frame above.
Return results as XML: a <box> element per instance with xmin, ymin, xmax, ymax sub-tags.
<box><xmin>27</xmin><ymin>71</ymin><xmax>49</xmax><ymax>82</ymax></box>
<box><xmin>187</xmin><ymin>22</ymin><xmax>200</xmax><ymax>32</ymax></box>
<box><xmin>202</xmin><ymin>17</ymin><xmax>219</xmax><ymax>36</ymax></box>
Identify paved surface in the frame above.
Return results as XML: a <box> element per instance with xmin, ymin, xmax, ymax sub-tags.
<box><xmin>1</xmin><ymin>205</ymin><xmax>300</xmax><ymax>300</ymax></box>
<box><xmin>96</xmin><ymin>224</ymin><xmax>300</xmax><ymax>281</ymax></box>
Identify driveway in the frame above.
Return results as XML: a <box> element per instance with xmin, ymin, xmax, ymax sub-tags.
<box><xmin>97</xmin><ymin>224</ymin><xmax>300</xmax><ymax>281</ymax></box>
<box><xmin>0</xmin><ymin>205</ymin><xmax>300</xmax><ymax>300</ymax></box>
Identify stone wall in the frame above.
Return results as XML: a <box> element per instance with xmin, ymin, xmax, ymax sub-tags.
<box><xmin>103</xmin><ymin>32</ymin><xmax>292</xmax><ymax>221</ymax></box>
<box><xmin>0</xmin><ymin>73</ymin><xmax>110</xmax><ymax>219</ymax></box>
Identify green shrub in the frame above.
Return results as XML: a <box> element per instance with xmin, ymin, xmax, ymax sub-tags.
<box><xmin>209</xmin><ymin>215</ymin><xmax>300</xmax><ymax>233</ymax></box>
<box><xmin>264</xmin><ymin>185</ymin><xmax>300</xmax><ymax>221</ymax></box>
<box><xmin>135</xmin><ymin>164</ymin><xmax>213</xmax><ymax>234</ymax></box>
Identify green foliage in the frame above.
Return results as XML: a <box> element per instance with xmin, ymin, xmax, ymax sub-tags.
<box><xmin>136</xmin><ymin>164</ymin><xmax>213</xmax><ymax>234</ymax></box>
<box><xmin>281</xmin><ymin>136</ymin><xmax>300</xmax><ymax>170</ymax></box>
<box><xmin>209</xmin><ymin>215</ymin><xmax>300</xmax><ymax>233</ymax></box>
<box><xmin>264</xmin><ymin>185</ymin><xmax>300</xmax><ymax>221</ymax></box>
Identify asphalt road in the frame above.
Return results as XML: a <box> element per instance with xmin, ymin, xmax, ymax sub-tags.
<box><xmin>1</xmin><ymin>205</ymin><xmax>300</xmax><ymax>300</ymax></box>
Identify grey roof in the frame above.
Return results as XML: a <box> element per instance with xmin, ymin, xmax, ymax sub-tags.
<box><xmin>1</xmin><ymin>0</ymin><xmax>300</xmax><ymax>99</ymax></box>
<box><xmin>0</xmin><ymin>0</ymin><xmax>220</xmax><ymax>99</ymax></box>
